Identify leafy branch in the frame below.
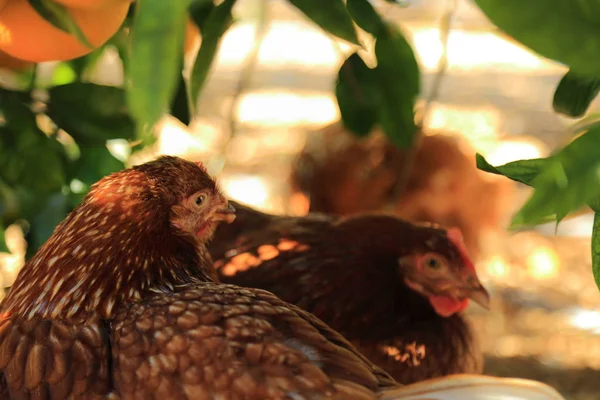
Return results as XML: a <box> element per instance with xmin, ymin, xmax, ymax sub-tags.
<box><xmin>474</xmin><ymin>0</ymin><xmax>600</xmax><ymax>291</ymax></box>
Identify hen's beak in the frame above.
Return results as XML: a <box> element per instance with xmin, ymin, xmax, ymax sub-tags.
<box><xmin>461</xmin><ymin>272</ymin><xmax>490</xmax><ymax>310</ymax></box>
<box><xmin>434</xmin><ymin>273</ymin><xmax>491</xmax><ymax>311</ymax></box>
<box><xmin>468</xmin><ymin>284</ymin><xmax>491</xmax><ymax>310</ymax></box>
<box><xmin>214</xmin><ymin>202</ymin><xmax>236</xmax><ymax>224</ymax></box>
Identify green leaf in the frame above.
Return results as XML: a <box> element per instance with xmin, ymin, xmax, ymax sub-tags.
<box><xmin>335</xmin><ymin>53</ymin><xmax>378</xmax><ymax>136</ymax></box>
<box><xmin>287</xmin><ymin>0</ymin><xmax>359</xmax><ymax>45</ymax></box>
<box><xmin>170</xmin><ymin>75</ymin><xmax>191</xmax><ymax>126</ymax></box>
<box><xmin>589</xmin><ymin>197</ymin><xmax>600</xmax><ymax>213</ymax></box>
<box><xmin>188</xmin><ymin>0</ymin><xmax>236</xmax><ymax>111</ymax></box>
<box><xmin>0</xmin><ymin>135</ymin><xmax>66</xmax><ymax>198</ymax></box>
<box><xmin>474</xmin><ymin>0</ymin><xmax>600</xmax><ymax>77</ymax></box>
<box><xmin>0</xmin><ymin>133</ymin><xmax>67</xmax><ymax>222</ymax></box>
<box><xmin>0</xmin><ymin>178</ymin><xmax>20</xmax><ymax>222</ymax></box>
<box><xmin>346</xmin><ymin>0</ymin><xmax>387</xmax><ymax>37</ymax></box>
<box><xmin>28</xmin><ymin>0</ymin><xmax>93</xmax><ymax>48</ymax></box>
<box><xmin>188</xmin><ymin>0</ymin><xmax>216</xmax><ymax>34</ymax></box>
<box><xmin>476</xmin><ymin>153</ymin><xmax>546</xmax><ymax>186</ymax></box>
<box><xmin>127</xmin><ymin>0</ymin><xmax>190</xmax><ymax>135</ymax></box>
<box><xmin>572</xmin><ymin>112</ymin><xmax>600</xmax><ymax>132</ymax></box>
<box><xmin>592</xmin><ymin>212</ymin><xmax>600</xmax><ymax>292</ymax></box>
<box><xmin>71</xmin><ymin>145</ymin><xmax>125</xmax><ymax>187</ymax></box>
<box><xmin>373</xmin><ymin>26</ymin><xmax>420</xmax><ymax>148</ymax></box>
<box><xmin>47</xmin><ymin>83</ymin><xmax>136</xmax><ymax>144</ymax></box>
<box><xmin>0</xmin><ymin>92</ymin><xmax>66</xmax><ymax>200</ymax></box>
<box><xmin>0</xmin><ymin>92</ymin><xmax>68</xmax><ymax>225</ymax></box>
<box><xmin>553</xmin><ymin>69</ymin><xmax>600</xmax><ymax>118</ymax></box>
<box><xmin>25</xmin><ymin>192</ymin><xmax>69</xmax><ymax>258</ymax></box>
<box><xmin>0</xmin><ymin>89</ymin><xmax>36</xmax><ymax>131</ymax></box>
<box><xmin>0</xmin><ymin>223</ymin><xmax>8</xmax><ymax>254</ymax></box>
<box><xmin>512</xmin><ymin>125</ymin><xmax>600</xmax><ymax>227</ymax></box>
<box><xmin>51</xmin><ymin>62</ymin><xmax>78</xmax><ymax>86</ymax></box>
<box><xmin>108</xmin><ymin>28</ymin><xmax>131</xmax><ymax>75</ymax></box>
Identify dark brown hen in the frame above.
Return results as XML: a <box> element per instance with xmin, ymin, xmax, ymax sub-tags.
<box><xmin>210</xmin><ymin>201</ymin><xmax>490</xmax><ymax>385</ymax></box>
<box><xmin>0</xmin><ymin>156</ymin><xmax>398</xmax><ymax>399</ymax></box>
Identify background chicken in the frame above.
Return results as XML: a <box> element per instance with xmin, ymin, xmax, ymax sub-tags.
<box><xmin>0</xmin><ymin>155</ymin><xmax>408</xmax><ymax>399</ymax></box>
<box><xmin>210</xmin><ymin>200</ymin><xmax>490</xmax><ymax>385</ymax></box>
<box><xmin>290</xmin><ymin>122</ymin><xmax>514</xmax><ymax>260</ymax></box>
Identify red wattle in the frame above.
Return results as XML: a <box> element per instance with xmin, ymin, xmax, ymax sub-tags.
<box><xmin>429</xmin><ymin>296</ymin><xmax>469</xmax><ymax>317</ymax></box>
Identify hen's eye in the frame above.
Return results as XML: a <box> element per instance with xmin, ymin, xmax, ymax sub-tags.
<box><xmin>195</xmin><ymin>194</ymin><xmax>206</xmax><ymax>206</ymax></box>
<box><xmin>424</xmin><ymin>255</ymin><xmax>443</xmax><ymax>270</ymax></box>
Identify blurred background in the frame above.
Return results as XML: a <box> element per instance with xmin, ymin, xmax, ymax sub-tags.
<box><xmin>2</xmin><ymin>0</ymin><xmax>599</xmax><ymax>398</ymax></box>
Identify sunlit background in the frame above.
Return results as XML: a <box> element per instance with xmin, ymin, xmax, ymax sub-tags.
<box><xmin>2</xmin><ymin>0</ymin><xmax>599</xmax><ymax>398</ymax></box>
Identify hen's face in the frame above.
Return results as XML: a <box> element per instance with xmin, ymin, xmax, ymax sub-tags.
<box><xmin>171</xmin><ymin>188</ymin><xmax>236</xmax><ymax>243</ymax></box>
<box><xmin>398</xmin><ymin>227</ymin><xmax>489</xmax><ymax>317</ymax></box>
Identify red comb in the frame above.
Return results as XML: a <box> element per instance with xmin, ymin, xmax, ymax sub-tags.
<box><xmin>446</xmin><ymin>227</ymin><xmax>476</xmax><ymax>273</ymax></box>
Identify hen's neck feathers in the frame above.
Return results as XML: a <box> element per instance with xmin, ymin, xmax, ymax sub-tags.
<box><xmin>335</xmin><ymin>215</ymin><xmax>442</xmax><ymax>252</ymax></box>
<box><xmin>2</xmin><ymin>169</ymin><xmax>214</xmax><ymax>321</ymax></box>
<box><xmin>293</xmin><ymin>215</ymin><xmax>459</xmax><ymax>334</ymax></box>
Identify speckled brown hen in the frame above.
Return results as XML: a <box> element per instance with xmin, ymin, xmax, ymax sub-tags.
<box><xmin>0</xmin><ymin>156</ymin><xmax>400</xmax><ymax>399</ymax></box>
<box><xmin>210</xmin><ymin>201</ymin><xmax>491</xmax><ymax>385</ymax></box>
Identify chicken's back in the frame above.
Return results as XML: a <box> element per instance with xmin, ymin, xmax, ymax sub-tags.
<box><xmin>112</xmin><ymin>282</ymin><xmax>396</xmax><ymax>399</ymax></box>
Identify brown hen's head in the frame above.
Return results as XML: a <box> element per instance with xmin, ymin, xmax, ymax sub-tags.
<box><xmin>338</xmin><ymin>216</ymin><xmax>489</xmax><ymax>318</ymax></box>
<box><xmin>397</xmin><ymin>225</ymin><xmax>490</xmax><ymax>317</ymax></box>
<box><xmin>2</xmin><ymin>156</ymin><xmax>236</xmax><ymax>320</ymax></box>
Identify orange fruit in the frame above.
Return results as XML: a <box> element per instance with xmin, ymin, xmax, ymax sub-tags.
<box><xmin>0</xmin><ymin>49</ymin><xmax>32</xmax><ymax>71</ymax></box>
<box><xmin>184</xmin><ymin>17</ymin><xmax>200</xmax><ymax>56</ymax></box>
<box><xmin>53</xmin><ymin>0</ymin><xmax>129</xmax><ymax>10</ymax></box>
<box><xmin>0</xmin><ymin>0</ymin><xmax>7</xmax><ymax>11</ymax></box>
<box><xmin>0</xmin><ymin>0</ymin><xmax>130</xmax><ymax>62</ymax></box>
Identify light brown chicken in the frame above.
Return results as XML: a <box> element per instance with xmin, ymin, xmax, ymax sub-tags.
<box><xmin>291</xmin><ymin>122</ymin><xmax>514</xmax><ymax>259</ymax></box>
